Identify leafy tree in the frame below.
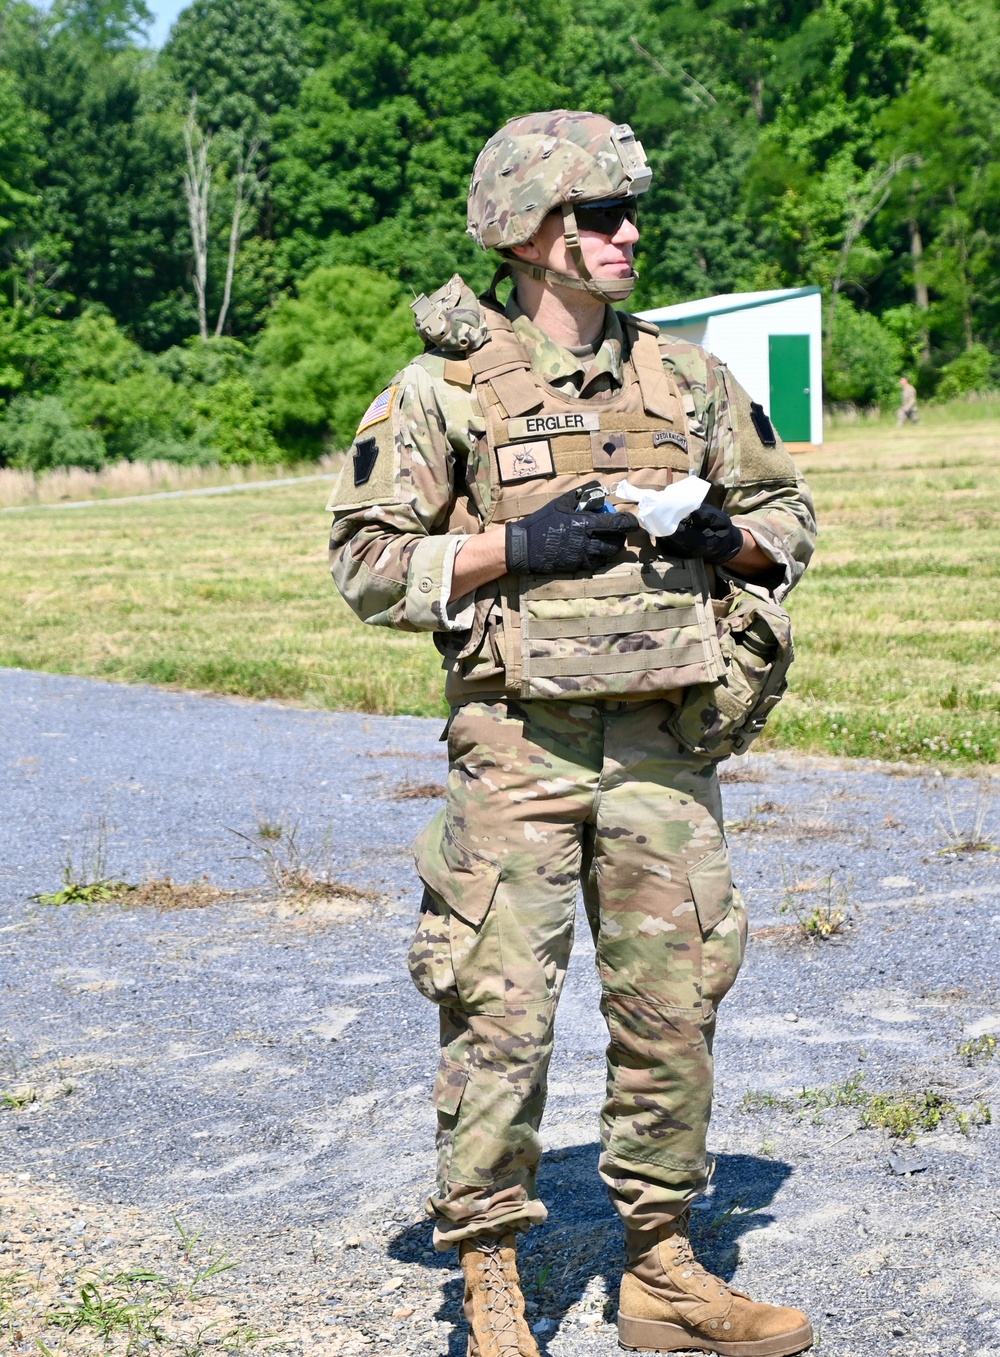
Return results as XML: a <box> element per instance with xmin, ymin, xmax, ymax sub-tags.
<box><xmin>3</xmin><ymin>0</ymin><xmax>193</xmax><ymax>346</ymax></box>
<box><xmin>0</xmin><ymin>67</ymin><xmax>39</xmax><ymax>235</ymax></box>
<box><xmin>270</xmin><ymin>0</ymin><xmax>584</xmax><ymax>294</ymax></box>
<box><xmin>161</xmin><ymin>0</ymin><xmax>302</xmax><ymax>139</ymax></box>
<box><xmin>0</xmin><ymin>391</ymin><xmax>106</xmax><ymax>468</ymax></box>
<box><xmin>825</xmin><ymin>293</ymin><xmax>903</xmax><ymax>406</ymax></box>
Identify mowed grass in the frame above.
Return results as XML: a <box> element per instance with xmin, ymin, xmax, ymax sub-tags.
<box><xmin>1</xmin><ymin>400</ymin><xmax>999</xmax><ymax>765</ymax></box>
<box><xmin>775</xmin><ymin>402</ymin><xmax>1000</xmax><ymax>766</ymax></box>
<box><xmin>0</xmin><ymin>481</ymin><xmax>449</xmax><ymax>717</ymax></box>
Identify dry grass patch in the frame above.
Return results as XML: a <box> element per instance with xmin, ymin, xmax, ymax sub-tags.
<box><xmin>124</xmin><ymin>877</ymin><xmax>235</xmax><ymax>910</ymax></box>
<box><xmin>389</xmin><ymin>781</ymin><xmax>446</xmax><ymax>800</ymax></box>
<box><xmin>0</xmin><ymin>457</ymin><xmax>338</xmax><ymax>508</ymax></box>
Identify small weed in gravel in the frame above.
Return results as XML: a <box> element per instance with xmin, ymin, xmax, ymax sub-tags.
<box><xmin>958</xmin><ymin>1033</ymin><xmax>998</xmax><ymax>1065</ymax></box>
<box><xmin>937</xmin><ymin>782</ymin><xmax>998</xmax><ymax>853</ymax></box>
<box><xmin>740</xmin><ymin>1089</ymin><xmax>796</xmax><ymax>1114</ymax></box>
<box><xmin>718</xmin><ymin>761</ymin><xmax>765</xmax><ymax>783</ymax></box>
<box><xmin>1</xmin><ymin>1085</ymin><xmax>38</xmax><ymax>1109</ymax></box>
<box><xmin>48</xmin><ymin>1268</ymin><xmax>171</xmax><ymax>1346</ymax></box>
<box><xmin>779</xmin><ymin>872</ymin><xmax>850</xmax><ymax>940</ymax></box>
<box><xmin>725</xmin><ymin>798</ymin><xmax>782</xmax><ymax>834</ymax></box>
<box><xmin>799</xmin><ymin>1072</ymin><xmax>869</xmax><ymax>1121</ymax></box>
<box><xmin>127</xmin><ymin>877</ymin><xmax>232</xmax><ymax>910</ymax></box>
<box><xmin>741</xmin><ymin>1073</ymin><xmax>992</xmax><ymax>1145</ymax></box>
<box><xmin>32</xmin><ymin>814</ymin><xmax>134</xmax><ymax>906</ymax></box>
<box><xmin>862</xmin><ymin>1089</ymin><xmax>957</xmax><ymax>1141</ymax></box>
<box><xmin>229</xmin><ymin>820</ymin><xmax>378</xmax><ymax>916</ymax></box>
<box><xmin>0</xmin><ymin>1268</ymin><xmax>25</xmax><ymax>1314</ymax></box>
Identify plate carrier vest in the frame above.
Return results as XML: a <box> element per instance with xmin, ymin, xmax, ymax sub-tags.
<box><xmin>444</xmin><ymin>298</ymin><xmax>727</xmax><ymax>702</ymax></box>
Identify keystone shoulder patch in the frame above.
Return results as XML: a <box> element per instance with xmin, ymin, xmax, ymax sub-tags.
<box><xmin>749</xmin><ymin>400</ymin><xmax>776</xmax><ymax>446</ymax></box>
<box><xmin>353</xmin><ymin>437</ymin><xmax>379</xmax><ymax>486</ymax></box>
<box><xmin>356</xmin><ymin>386</ymin><xmax>396</xmax><ymax>434</ymax></box>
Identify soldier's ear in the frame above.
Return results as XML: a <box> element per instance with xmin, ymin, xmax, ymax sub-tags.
<box><xmin>509</xmin><ymin>237</ymin><xmax>542</xmax><ymax>263</ymax></box>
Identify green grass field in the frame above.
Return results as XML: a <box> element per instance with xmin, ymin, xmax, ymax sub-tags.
<box><xmin>2</xmin><ymin>401</ymin><xmax>999</xmax><ymax>767</ymax></box>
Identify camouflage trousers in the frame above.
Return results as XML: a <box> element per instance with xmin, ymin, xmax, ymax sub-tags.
<box><xmin>408</xmin><ymin>697</ymin><xmax>747</xmax><ymax>1250</ymax></box>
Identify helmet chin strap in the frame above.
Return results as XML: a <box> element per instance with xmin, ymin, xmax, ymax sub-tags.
<box><xmin>505</xmin><ymin>203</ymin><xmax>638</xmax><ymax>303</ymax></box>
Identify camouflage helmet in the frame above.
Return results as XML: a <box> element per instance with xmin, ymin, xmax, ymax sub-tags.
<box><xmin>467</xmin><ymin>110</ymin><xmax>651</xmax><ymax>301</ymax></box>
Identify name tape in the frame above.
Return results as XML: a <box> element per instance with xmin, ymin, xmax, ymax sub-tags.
<box><xmin>506</xmin><ymin>412</ymin><xmax>601</xmax><ymax>440</ymax></box>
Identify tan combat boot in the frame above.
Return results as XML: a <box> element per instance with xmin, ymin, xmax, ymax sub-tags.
<box><xmin>459</xmin><ymin>1233</ymin><xmax>541</xmax><ymax>1357</ymax></box>
<box><xmin>618</xmin><ymin>1217</ymin><xmax>813</xmax><ymax>1356</ymax></box>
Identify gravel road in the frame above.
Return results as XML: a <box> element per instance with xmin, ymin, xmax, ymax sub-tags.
<box><xmin>2</xmin><ymin>665</ymin><xmax>999</xmax><ymax>1357</ymax></box>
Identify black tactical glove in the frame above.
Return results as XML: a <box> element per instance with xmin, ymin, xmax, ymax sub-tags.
<box><xmin>658</xmin><ymin>505</ymin><xmax>744</xmax><ymax>564</ymax></box>
<box><xmin>506</xmin><ymin>482</ymin><xmax>638</xmax><ymax>575</ymax></box>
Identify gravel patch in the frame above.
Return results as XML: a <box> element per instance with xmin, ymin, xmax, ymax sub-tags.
<box><xmin>1</xmin><ymin>666</ymin><xmax>998</xmax><ymax>1356</ymax></box>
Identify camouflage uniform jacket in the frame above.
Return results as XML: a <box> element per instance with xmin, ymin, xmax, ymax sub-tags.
<box><xmin>328</xmin><ymin>283</ymin><xmax>816</xmax><ymax>703</ymax></box>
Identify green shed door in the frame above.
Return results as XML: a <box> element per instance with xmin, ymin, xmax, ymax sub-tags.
<box><xmin>768</xmin><ymin>334</ymin><xmax>812</xmax><ymax>442</ymax></box>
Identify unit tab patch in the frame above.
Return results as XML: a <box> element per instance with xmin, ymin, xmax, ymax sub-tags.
<box><xmin>496</xmin><ymin>440</ymin><xmax>555</xmax><ymax>483</ymax></box>
<box><xmin>356</xmin><ymin>386</ymin><xmax>396</xmax><ymax>434</ymax></box>
<box><xmin>653</xmin><ymin>429</ymin><xmax>689</xmax><ymax>452</ymax></box>
<box><xmin>506</xmin><ymin>411</ymin><xmax>601</xmax><ymax>441</ymax></box>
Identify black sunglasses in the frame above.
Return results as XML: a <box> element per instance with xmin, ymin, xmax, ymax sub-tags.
<box><xmin>572</xmin><ymin>196</ymin><xmax>639</xmax><ymax>235</ymax></box>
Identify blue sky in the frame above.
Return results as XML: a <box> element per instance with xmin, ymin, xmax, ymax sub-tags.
<box><xmin>146</xmin><ymin>0</ymin><xmax>191</xmax><ymax>47</ymax></box>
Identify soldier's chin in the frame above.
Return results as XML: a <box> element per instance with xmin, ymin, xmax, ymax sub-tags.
<box><xmin>599</xmin><ymin>269</ymin><xmax>638</xmax><ymax>300</ymax></box>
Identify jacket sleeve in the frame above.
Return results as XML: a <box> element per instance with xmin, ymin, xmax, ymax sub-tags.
<box><xmin>661</xmin><ymin>338</ymin><xmax>817</xmax><ymax>600</ymax></box>
<box><xmin>327</xmin><ymin>359</ymin><xmax>483</xmax><ymax>631</ymax></box>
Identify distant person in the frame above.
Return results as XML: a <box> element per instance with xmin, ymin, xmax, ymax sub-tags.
<box><xmin>328</xmin><ymin>111</ymin><xmax>816</xmax><ymax>1357</ymax></box>
<box><xmin>898</xmin><ymin>375</ymin><xmax>919</xmax><ymax>424</ymax></box>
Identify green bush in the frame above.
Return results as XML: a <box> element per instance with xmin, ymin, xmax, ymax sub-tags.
<box><xmin>0</xmin><ymin>394</ymin><xmax>106</xmax><ymax>470</ymax></box>
<box><xmin>0</xmin><ymin>309</ymin><xmax>73</xmax><ymax>410</ymax></box>
<box><xmin>191</xmin><ymin>377</ymin><xmax>283</xmax><ymax>465</ymax></box>
<box><xmin>825</xmin><ymin>295</ymin><xmax>904</xmax><ymax>408</ymax></box>
<box><xmin>936</xmin><ymin>343</ymin><xmax>997</xmax><ymax>402</ymax></box>
<box><xmin>256</xmin><ymin>265</ymin><xmax>418</xmax><ymax>454</ymax></box>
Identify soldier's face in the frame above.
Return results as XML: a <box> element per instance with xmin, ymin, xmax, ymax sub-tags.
<box><xmin>513</xmin><ymin>207</ymin><xmax>639</xmax><ymax>282</ymax></box>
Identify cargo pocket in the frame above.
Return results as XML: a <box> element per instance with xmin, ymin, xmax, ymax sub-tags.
<box><xmin>688</xmin><ymin>844</ymin><xmax>746</xmax><ymax>1010</ymax></box>
<box><xmin>687</xmin><ymin>842</ymin><xmax>734</xmax><ymax>935</ymax></box>
<box><xmin>433</xmin><ymin>1052</ymin><xmax>469</xmax><ymax>1118</ymax></box>
<box><xmin>411</xmin><ymin>809</ymin><xmax>504</xmax><ymax>1015</ymax></box>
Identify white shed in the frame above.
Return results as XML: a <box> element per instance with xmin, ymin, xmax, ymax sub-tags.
<box><xmin>636</xmin><ymin>285</ymin><xmax>823</xmax><ymax>448</ymax></box>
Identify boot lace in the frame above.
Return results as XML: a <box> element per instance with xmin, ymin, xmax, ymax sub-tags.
<box><xmin>476</xmin><ymin>1242</ymin><xmax>524</xmax><ymax>1354</ymax></box>
<box><xmin>661</xmin><ymin>1230</ymin><xmax>730</xmax><ymax>1301</ymax></box>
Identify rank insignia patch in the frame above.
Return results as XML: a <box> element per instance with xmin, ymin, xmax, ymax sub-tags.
<box><xmin>357</xmin><ymin>386</ymin><xmax>396</xmax><ymax>433</ymax></box>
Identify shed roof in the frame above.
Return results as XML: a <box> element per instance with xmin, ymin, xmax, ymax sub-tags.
<box><xmin>637</xmin><ymin>285</ymin><xmax>821</xmax><ymax>328</ymax></box>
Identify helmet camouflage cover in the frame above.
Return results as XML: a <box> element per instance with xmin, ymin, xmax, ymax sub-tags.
<box><xmin>467</xmin><ymin>110</ymin><xmax>652</xmax><ymax>301</ymax></box>
<box><xmin>468</xmin><ymin>109</ymin><xmax>651</xmax><ymax>249</ymax></box>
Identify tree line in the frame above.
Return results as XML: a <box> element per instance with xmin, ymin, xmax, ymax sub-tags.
<box><xmin>1</xmin><ymin>0</ymin><xmax>998</xmax><ymax>471</ymax></box>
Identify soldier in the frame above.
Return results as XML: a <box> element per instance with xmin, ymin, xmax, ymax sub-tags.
<box><xmin>897</xmin><ymin>375</ymin><xmax>919</xmax><ymax>425</ymax></box>
<box><xmin>328</xmin><ymin>110</ymin><xmax>817</xmax><ymax>1357</ymax></box>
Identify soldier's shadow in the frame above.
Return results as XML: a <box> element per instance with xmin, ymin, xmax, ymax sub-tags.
<box><xmin>387</xmin><ymin>1145</ymin><xmax>794</xmax><ymax>1357</ymax></box>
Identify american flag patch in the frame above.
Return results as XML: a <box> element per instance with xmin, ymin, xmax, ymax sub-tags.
<box><xmin>357</xmin><ymin>386</ymin><xmax>396</xmax><ymax>433</ymax></box>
